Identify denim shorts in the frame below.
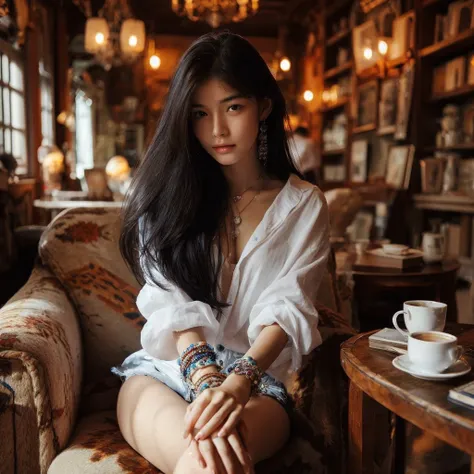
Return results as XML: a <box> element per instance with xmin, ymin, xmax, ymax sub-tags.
<box><xmin>112</xmin><ymin>344</ymin><xmax>291</xmax><ymax>412</ymax></box>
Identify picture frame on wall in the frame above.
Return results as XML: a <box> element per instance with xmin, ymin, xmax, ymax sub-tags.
<box><xmin>353</xmin><ymin>20</ymin><xmax>379</xmax><ymax>74</ymax></box>
<box><xmin>420</xmin><ymin>158</ymin><xmax>445</xmax><ymax>194</ymax></box>
<box><xmin>378</xmin><ymin>77</ymin><xmax>398</xmax><ymax>135</ymax></box>
<box><xmin>354</xmin><ymin>79</ymin><xmax>379</xmax><ymax>134</ymax></box>
<box><xmin>350</xmin><ymin>140</ymin><xmax>369</xmax><ymax>183</ymax></box>
<box><xmin>447</xmin><ymin>1</ymin><xmax>472</xmax><ymax>38</ymax></box>
<box><xmin>369</xmin><ymin>137</ymin><xmax>392</xmax><ymax>180</ymax></box>
<box><xmin>445</xmin><ymin>56</ymin><xmax>466</xmax><ymax>91</ymax></box>
<box><xmin>395</xmin><ymin>62</ymin><xmax>415</xmax><ymax>141</ymax></box>
<box><xmin>385</xmin><ymin>145</ymin><xmax>415</xmax><ymax>190</ymax></box>
<box><xmin>389</xmin><ymin>12</ymin><xmax>415</xmax><ymax>61</ymax></box>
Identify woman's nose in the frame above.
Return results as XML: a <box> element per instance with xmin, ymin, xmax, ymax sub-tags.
<box><xmin>212</xmin><ymin>116</ymin><xmax>229</xmax><ymax>138</ymax></box>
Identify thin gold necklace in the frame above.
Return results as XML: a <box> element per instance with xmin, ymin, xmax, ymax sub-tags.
<box><xmin>232</xmin><ymin>173</ymin><xmax>263</xmax><ymax>203</ymax></box>
<box><xmin>231</xmin><ymin>188</ymin><xmax>261</xmax><ymax>239</ymax></box>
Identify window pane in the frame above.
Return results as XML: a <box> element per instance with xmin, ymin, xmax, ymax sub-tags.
<box><xmin>0</xmin><ymin>88</ymin><xmax>3</xmax><ymax>124</ymax></box>
<box><xmin>3</xmin><ymin>88</ymin><xmax>10</xmax><ymax>125</ymax></box>
<box><xmin>4</xmin><ymin>128</ymin><xmax>11</xmax><ymax>153</ymax></box>
<box><xmin>10</xmin><ymin>60</ymin><xmax>23</xmax><ymax>92</ymax></box>
<box><xmin>12</xmin><ymin>129</ymin><xmax>26</xmax><ymax>160</ymax></box>
<box><xmin>2</xmin><ymin>55</ymin><xmax>9</xmax><ymax>83</ymax></box>
<box><xmin>11</xmin><ymin>90</ymin><xmax>24</xmax><ymax>129</ymax></box>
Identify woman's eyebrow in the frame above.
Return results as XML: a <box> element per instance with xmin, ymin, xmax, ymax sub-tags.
<box><xmin>191</xmin><ymin>94</ymin><xmax>246</xmax><ymax>108</ymax></box>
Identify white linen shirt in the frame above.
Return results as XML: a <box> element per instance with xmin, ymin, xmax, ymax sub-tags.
<box><xmin>138</xmin><ymin>174</ymin><xmax>330</xmax><ymax>382</ymax></box>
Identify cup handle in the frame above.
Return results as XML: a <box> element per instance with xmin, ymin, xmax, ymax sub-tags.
<box><xmin>450</xmin><ymin>345</ymin><xmax>464</xmax><ymax>361</ymax></box>
<box><xmin>392</xmin><ymin>310</ymin><xmax>409</xmax><ymax>336</ymax></box>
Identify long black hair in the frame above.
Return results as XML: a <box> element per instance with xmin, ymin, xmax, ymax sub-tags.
<box><xmin>120</xmin><ymin>31</ymin><xmax>301</xmax><ymax>317</ymax></box>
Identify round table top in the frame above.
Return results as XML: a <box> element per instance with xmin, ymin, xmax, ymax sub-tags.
<box><xmin>340</xmin><ymin>324</ymin><xmax>474</xmax><ymax>455</ymax></box>
<box><xmin>34</xmin><ymin>199</ymin><xmax>124</xmax><ymax>210</ymax></box>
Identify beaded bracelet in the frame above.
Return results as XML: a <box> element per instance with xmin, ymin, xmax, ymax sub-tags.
<box><xmin>193</xmin><ymin>372</ymin><xmax>227</xmax><ymax>394</ymax></box>
<box><xmin>224</xmin><ymin>356</ymin><xmax>263</xmax><ymax>394</ymax></box>
<box><xmin>178</xmin><ymin>341</ymin><xmax>218</xmax><ymax>386</ymax></box>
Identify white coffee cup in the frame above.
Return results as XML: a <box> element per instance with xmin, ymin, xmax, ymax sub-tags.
<box><xmin>392</xmin><ymin>300</ymin><xmax>446</xmax><ymax>336</ymax></box>
<box><xmin>408</xmin><ymin>331</ymin><xmax>463</xmax><ymax>373</ymax></box>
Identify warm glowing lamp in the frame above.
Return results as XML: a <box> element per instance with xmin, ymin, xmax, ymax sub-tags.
<box><xmin>280</xmin><ymin>57</ymin><xmax>291</xmax><ymax>72</ymax></box>
<box><xmin>150</xmin><ymin>54</ymin><xmax>161</xmax><ymax>70</ymax></box>
<box><xmin>378</xmin><ymin>39</ymin><xmax>388</xmax><ymax>56</ymax></box>
<box><xmin>85</xmin><ymin>18</ymin><xmax>110</xmax><ymax>53</ymax></box>
<box><xmin>363</xmin><ymin>47</ymin><xmax>373</xmax><ymax>60</ymax></box>
<box><xmin>120</xmin><ymin>19</ymin><xmax>145</xmax><ymax>54</ymax></box>
<box><xmin>303</xmin><ymin>90</ymin><xmax>314</xmax><ymax>102</ymax></box>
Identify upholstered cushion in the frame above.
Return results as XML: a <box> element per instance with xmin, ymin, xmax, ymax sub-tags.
<box><xmin>38</xmin><ymin>209</ymin><xmax>143</xmax><ymax>410</ymax></box>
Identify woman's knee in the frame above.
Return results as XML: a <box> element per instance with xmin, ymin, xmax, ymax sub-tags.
<box><xmin>173</xmin><ymin>450</ymin><xmax>210</xmax><ymax>474</ymax></box>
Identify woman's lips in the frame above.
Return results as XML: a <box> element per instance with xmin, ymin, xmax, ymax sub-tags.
<box><xmin>212</xmin><ymin>145</ymin><xmax>235</xmax><ymax>154</ymax></box>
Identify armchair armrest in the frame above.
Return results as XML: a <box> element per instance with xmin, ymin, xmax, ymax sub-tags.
<box><xmin>0</xmin><ymin>261</ymin><xmax>83</xmax><ymax>473</ymax></box>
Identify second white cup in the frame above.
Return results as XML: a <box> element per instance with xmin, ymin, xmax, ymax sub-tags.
<box><xmin>392</xmin><ymin>300</ymin><xmax>446</xmax><ymax>336</ymax></box>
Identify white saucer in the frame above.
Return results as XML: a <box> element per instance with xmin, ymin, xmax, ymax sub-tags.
<box><xmin>392</xmin><ymin>354</ymin><xmax>471</xmax><ymax>381</ymax></box>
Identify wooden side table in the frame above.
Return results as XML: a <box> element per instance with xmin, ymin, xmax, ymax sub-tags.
<box><xmin>349</xmin><ymin>259</ymin><xmax>460</xmax><ymax>331</ymax></box>
<box><xmin>341</xmin><ymin>324</ymin><xmax>474</xmax><ymax>474</ymax></box>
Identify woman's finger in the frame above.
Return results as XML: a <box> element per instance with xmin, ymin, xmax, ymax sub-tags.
<box><xmin>183</xmin><ymin>392</ymin><xmax>212</xmax><ymax>438</ymax></box>
<box><xmin>195</xmin><ymin>398</ymin><xmax>235</xmax><ymax>440</ymax></box>
<box><xmin>212</xmin><ymin>435</ymin><xmax>241</xmax><ymax>474</ymax></box>
<box><xmin>190</xmin><ymin>437</ymin><xmax>206</xmax><ymax>469</ymax></box>
<box><xmin>197</xmin><ymin>438</ymin><xmax>224</xmax><ymax>474</ymax></box>
<box><xmin>227</xmin><ymin>431</ymin><xmax>253</xmax><ymax>473</ymax></box>
<box><xmin>217</xmin><ymin>405</ymin><xmax>244</xmax><ymax>437</ymax></box>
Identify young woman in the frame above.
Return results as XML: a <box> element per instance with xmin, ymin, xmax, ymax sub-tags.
<box><xmin>114</xmin><ymin>32</ymin><xmax>330</xmax><ymax>474</ymax></box>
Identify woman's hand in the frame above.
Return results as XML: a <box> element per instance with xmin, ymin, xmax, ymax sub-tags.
<box><xmin>183</xmin><ymin>373</ymin><xmax>251</xmax><ymax>441</ymax></box>
<box><xmin>188</xmin><ymin>422</ymin><xmax>254</xmax><ymax>474</ymax></box>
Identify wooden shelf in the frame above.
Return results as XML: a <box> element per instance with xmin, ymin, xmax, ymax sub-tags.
<box><xmin>429</xmin><ymin>84</ymin><xmax>474</xmax><ymax>103</ymax></box>
<box><xmin>420</xmin><ymin>29</ymin><xmax>474</xmax><ymax>59</ymax></box>
<box><xmin>324</xmin><ymin>61</ymin><xmax>353</xmax><ymax>80</ymax></box>
<box><xmin>386</xmin><ymin>56</ymin><xmax>407</xmax><ymax>69</ymax></box>
<box><xmin>322</xmin><ymin>148</ymin><xmax>346</xmax><ymax>156</ymax></box>
<box><xmin>423</xmin><ymin>144</ymin><xmax>474</xmax><ymax>153</ymax></box>
<box><xmin>327</xmin><ymin>29</ymin><xmax>351</xmax><ymax>47</ymax></box>
<box><xmin>414</xmin><ymin>194</ymin><xmax>474</xmax><ymax>213</ymax></box>
<box><xmin>321</xmin><ymin>97</ymin><xmax>349</xmax><ymax>112</ymax></box>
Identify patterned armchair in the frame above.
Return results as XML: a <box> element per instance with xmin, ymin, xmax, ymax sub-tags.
<box><xmin>0</xmin><ymin>208</ymin><xmax>355</xmax><ymax>474</ymax></box>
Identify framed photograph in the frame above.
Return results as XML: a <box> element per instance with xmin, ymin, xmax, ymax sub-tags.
<box><xmin>385</xmin><ymin>145</ymin><xmax>415</xmax><ymax>190</ymax></box>
<box><xmin>353</xmin><ymin>20</ymin><xmax>379</xmax><ymax>74</ymax></box>
<box><xmin>420</xmin><ymin>158</ymin><xmax>445</xmax><ymax>194</ymax></box>
<box><xmin>395</xmin><ymin>62</ymin><xmax>415</xmax><ymax>141</ymax></box>
<box><xmin>378</xmin><ymin>77</ymin><xmax>398</xmax><ymax>135</ymax></box>
<box><xmin>354</xmin><ymin>80</ymin><xmax>379</xmax><ymax>133</ymax></box>
<box><xmin>463</xmin><ymin>102</ymin><xmax>474</xmax><ymax>143</ymax></box>
<box><xmin>434</xmin><ymin>14</ymin><xmax>446</xmax><ymax>43</ymax></box>
<box><xmin>468</xmin><ymin>53</ymin><xmax>474</xmax><ymax>85</ymax></box>
<box><xmin>350</xmin><ymin>140</ymin><xmax>369</xmax><ymax>183</ymax></box>
<box><xmin>369</xmin><ymin>137</ymin><xmax>392</xmax><ymax>180</ymax></box>
<box><xmin>445</xmin><ymin>56</ymin><xmax>466</xmax><ymax>91</ymax></box>
<box><xmin>447</xmin><ymin>1</ymin><xmax>472</xmax><ymax>37</ymax></box>
<box><xmin>433</xmin><ymin>64</ymin><xmax>446</xmax><ymax>95</ymax></box>
<box><xmin>389</xmin><ymin>12</ymin><xmax>415</xmax><ymax>61</ymax></box>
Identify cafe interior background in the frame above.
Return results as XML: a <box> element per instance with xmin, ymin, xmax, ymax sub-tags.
<box><xmin>2</xmin><ymin>0</ymin><xmax>474</xmax><ymax>472</ymax></box>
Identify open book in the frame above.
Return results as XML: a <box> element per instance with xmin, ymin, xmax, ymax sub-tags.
<box><xmin>448</xmin><ymin>380</ymin><xmax>474</xmax><ymax>410</ymax></box>
<box><xmin>368</xmin><ymin>328</ymin><xmax>408</xmax><ymax>354</ymax></box>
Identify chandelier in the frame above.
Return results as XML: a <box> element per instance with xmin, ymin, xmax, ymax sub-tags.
<box><xmin>84</xmin><ymin>0</ymin><xmax>145</xmax><ymax>70</ymax></box>
<box><xmin>171</xmin><ymin>0</ymin><xmax>259</xmax><ymax>28</ymax></box>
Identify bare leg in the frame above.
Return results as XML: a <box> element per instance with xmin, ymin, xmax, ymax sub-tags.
<box><xmin>117</xmin><ymin>375</ymin><xmax>290</xmax><ymax>474</ymax></box>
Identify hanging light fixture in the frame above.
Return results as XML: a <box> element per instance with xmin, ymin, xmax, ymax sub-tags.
<box><xmin>171</xmin><ymin>0</ymin><xmax>259</xmax><ymax>28</ymax></box>
<box><xmin>84</xmin><ymin>0</ymin><xmax>145</xmax><ymax>70</ymax></box>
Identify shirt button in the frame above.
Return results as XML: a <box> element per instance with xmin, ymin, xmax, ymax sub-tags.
<box><xmin>216</xmin><ymin>344</ymin><xmax>225</xmax><ymax>351</ymax></box>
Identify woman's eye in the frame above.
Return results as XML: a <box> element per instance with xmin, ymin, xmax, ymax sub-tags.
<box><xmin>228</xmin><ymin>104</ymin><xmax>243</xmax><ymax>112</ymax></box>
<box><xmin>192</xmin><ymin>110</ymin><xmax>207</xmax><ymax>119</ymax></box>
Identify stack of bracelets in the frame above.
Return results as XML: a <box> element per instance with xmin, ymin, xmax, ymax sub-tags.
<box><xmin>179</xmin><ymin>341</ymin><xmax>264</xmax><ymax>396</ymax></box>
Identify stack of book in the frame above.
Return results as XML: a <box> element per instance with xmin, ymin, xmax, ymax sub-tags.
<box><xmin>368</xmin><ymin>328</ymin><xmax>408</xmax><ymax>354</ymax></box>
<box><xmin>354</xmin><ymin>248</ymin><xmax>424</xmax><ymax>271</ymax></box>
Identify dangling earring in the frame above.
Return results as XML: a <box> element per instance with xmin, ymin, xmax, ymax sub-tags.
<box><xmin>258</xmin><ymin>120</ymin><xmax>268</xmax><ymax>166</ymax></box>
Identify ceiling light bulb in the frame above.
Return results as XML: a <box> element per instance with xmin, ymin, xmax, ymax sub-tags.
<box><xmin>303</xmin><ymin>90</ymin><xmax>314</xmax><ymax>102</ymax></box>
<box><xmin>129</xmin><ymin>35</ymin><xmax>138</xmax><ymax>47</ymax></box>
<box><xmin>363</xmin><ymin>47</ymin><xmax>373</xmax><ymax>60</ymax></box>
<box><xmin>150</xmin><ymin>54</ymin><xmax>161</xmax><ymax>70</ymax></box>
<box><xmin>378</xmin><ymin>40</ymin><xmax>388</xmax><ymax>56</ymax></box>
<box><xmin>95</xmin><ymin>32</ymin><xmax>105</xmax><ymax>45</ymax></box>
<box><xmin>280</xmin><ymin>57</ymin><xmax>291</xmax><ymax>72</ymax></box>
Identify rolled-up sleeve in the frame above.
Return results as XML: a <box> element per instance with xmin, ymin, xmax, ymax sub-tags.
<box><xmin>247</xmin><ymin>189</ymin><xmax>330</xmax><ymax>374</ymax></box>
<box><xmin>137</xmin><ymin>220</ymin><xmax>219</xmax><ymax>360</ymax></box>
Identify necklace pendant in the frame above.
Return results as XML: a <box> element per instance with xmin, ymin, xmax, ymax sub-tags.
<box><xmin>233</xmin><ymin>195</ymin><xmax>242</xmax><ymax>203</ymax></box>
<box><xmin>233</xmin><ymin>216</ymin><xmax>242</xmax><ymax>226</ymax></box>
<box><xmin>232</xmin><ymin>228</ymin><xmax>240</xmax><ymax>239</ymax></box>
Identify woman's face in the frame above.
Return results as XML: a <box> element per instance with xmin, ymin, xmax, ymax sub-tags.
<box><xmin>191</xmin><ymin>79</ymin><xmax>270</xmax><ymax>167</ymax></box>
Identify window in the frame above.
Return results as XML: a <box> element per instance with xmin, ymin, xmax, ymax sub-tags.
<box><xmin>37</xmin><ymin>4</ymin><xmax>55</xmax><ymax>147</ymax></box>
<box><xmin>75</xmin><ymin>90</ymin><xmax>94</xmax><ymax>179</ymax></box>
<box><xmin>0</xmin><ymin>39</ymin><xmax>27</xmax><ymax>175</ymax></box>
